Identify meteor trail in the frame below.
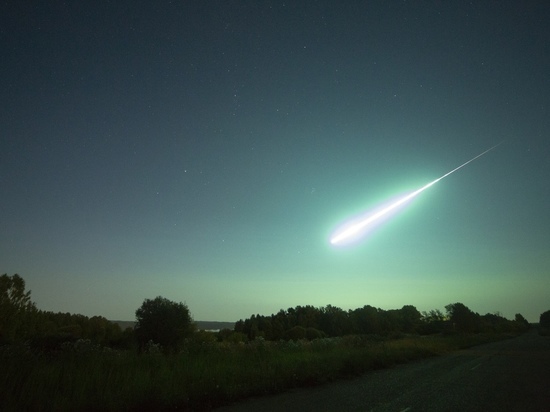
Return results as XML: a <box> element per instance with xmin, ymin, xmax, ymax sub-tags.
<box><xmin>330</xmin><ymin>142</ymin><xmax>502</xmax><ymax>245</ymax></box>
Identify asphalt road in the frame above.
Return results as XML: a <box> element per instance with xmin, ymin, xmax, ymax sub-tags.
<box><xmin>216</xmin><ymin>329</ymin><xmax>550</xmax><ymax>412</ymax></box>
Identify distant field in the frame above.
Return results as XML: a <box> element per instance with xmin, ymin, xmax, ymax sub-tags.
<box><xmin>109</xmin><ymin>320</ymin><xmax>136</xmax><ymax>330</ymax></box>
<box><xmin>110</xmin><ymin>320</ymin><xmax>235</xmax><ymax>331</ymax></box>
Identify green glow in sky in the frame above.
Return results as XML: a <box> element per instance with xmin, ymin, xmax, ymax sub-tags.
<box><xmin>330</xmin><ymin>143</ymin><xmax>502</xmax><ymax>245</ymax></box>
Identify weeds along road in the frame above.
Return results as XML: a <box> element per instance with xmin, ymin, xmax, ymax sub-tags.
<box><xmin>217</xmin><ymin>329</ymin><xmax>550</xmax><ymax>412</ymax></box>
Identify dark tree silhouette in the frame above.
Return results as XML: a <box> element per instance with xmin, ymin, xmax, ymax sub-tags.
<box><xmin>514</xmin><ymin>313</ymin><xmax>530</xmax><ymax>330</ymax></box>
<box><xmin>540</xmin><ymin>310</ymin><xmax>550</xmax><ymax>329</ymax></box>
<box><xmin>320</xmin><ymin>304</ymin><xmax>352</xmax><ymax>337</ymax></box>
<box><xmin>398</xmin><ymin>305</ymin><xmax>423</xmax><ymax>333</ymax></box>
<box><xmin>445</xmin><ymin>302</ymin><xmax>481</xmax><ymax>333</ymax></box>
<box><xmin>419</xmin><ymin>309</ymin><xmax>448</xmax><ymax>334</ymax></box>
<box><xmin>135</xmin><ymin>296</ymin><xmax>195</xmax><ymax>353</ymax></box>
<box><xmin>236</xmin><ymin>302</ymin><xmax>526</xmax><ymax>341</ymax></box>
<box><xmin>0</xmin><ymin>273</ymin><xmax>37</xmax><ymax>343</ymax></box>
<box><xmin>350</xmin><ymin>305</ymin><xmax>380</xmax><ymax>334</ymax></box>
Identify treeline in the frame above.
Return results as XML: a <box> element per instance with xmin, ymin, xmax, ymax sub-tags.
<box><xmin>0</xmin><ymin>273</ymin><xmax>536</xmax><ymax>353</ymax></box>
<box><xmin>234</xmin><ymin>302</ymin><xmax>531</xmax><ymax>341</ymax></box>
<box><xmin>0</xmin><ymin>274</ymin><xmax>132</xmax><ymax>349</ymax></box>
<box><xmin>2</xmin><ymin>274</ymin><xmax>208</xmax><ymax>354</ymax></box>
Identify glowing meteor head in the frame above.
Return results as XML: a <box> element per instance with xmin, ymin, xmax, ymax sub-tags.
<box><xmin>330</xmin><ymin>216</ymin><xmax>368</xmax><ymax>245</ymax></box>
<box><xmin>330</xmin><ymin>191</ymin><xmax>417</xmax><ymax>245</ymax></box>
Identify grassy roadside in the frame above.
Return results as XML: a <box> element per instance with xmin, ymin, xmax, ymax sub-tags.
<box><xmin>0</xmin><ymin>332</ymin><xmax>517</xmax><ymax>411</ymax></box>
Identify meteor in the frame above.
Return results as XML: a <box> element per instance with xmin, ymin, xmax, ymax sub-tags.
<box><xmin>330</xmin><ymin>142</ymin><xmax>502</xmax><ymax>245</ymax></box>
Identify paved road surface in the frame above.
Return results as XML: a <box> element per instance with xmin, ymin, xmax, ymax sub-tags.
<box><xmin>217</xmin><ymin>329</ymin><xmax>550</xmax><ymax>411</ymax></box>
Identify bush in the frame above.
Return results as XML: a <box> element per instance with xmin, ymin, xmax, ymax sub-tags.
<box><xmin>284</xmin><ymin>326</ymin><xmax>306</xmax><ymax>341</ymax></box>
<box><xmin>306</xmin><ymin>327</ymin><xmax>326</xmax><ymax>340</ymax></box>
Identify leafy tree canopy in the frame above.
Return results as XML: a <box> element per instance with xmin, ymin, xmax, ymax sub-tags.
<box><xmin>540</xmin><ymin>310</ymin><xmax>550</xmax><ymax>329</ymax></box>
<box><xmin>0</xmin><ymin>273</ymin><xmax>35</xmax><ymax>311</ymax></box>
<box><xmin>0</xmin><ymin>273</ymin><xmax>37</xmax><ymax>343</ymax></box>
<box><xmin>445</xmin><ymin>302</ymin><xmax>481</xmax><ymax>333</ymax></box>
<box><xmin>135</xmin><ymin>296</ymin><xmax>195</xmax><ymax>353</ymax></box>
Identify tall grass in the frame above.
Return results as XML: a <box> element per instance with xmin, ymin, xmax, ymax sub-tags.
<box><xmin>0</xmin><ymin>333</ymin><xmax>513</xmax><ymax>411</ymax></box>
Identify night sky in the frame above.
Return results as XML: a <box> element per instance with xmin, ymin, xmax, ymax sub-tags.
<box><xmin>2</xmin><ymin>1</ymin><xmax>549</xmax><ymax>323</ymax></box>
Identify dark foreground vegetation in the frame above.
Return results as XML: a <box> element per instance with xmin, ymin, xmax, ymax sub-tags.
<box><xmin>1</xmin><ymin>273</ymin><xmax>545</xmax><ymax>411</ymax></box>
<box><xmin>0</xmin><ymin>331</ymin><xmax>522</xmax><ymax>411</ymax></box>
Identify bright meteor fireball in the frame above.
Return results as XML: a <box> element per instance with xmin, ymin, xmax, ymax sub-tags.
<box><xmin>330</xmin><ymin>143</ymin><xmax>502</xmax><ymax>245</ymax></box>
